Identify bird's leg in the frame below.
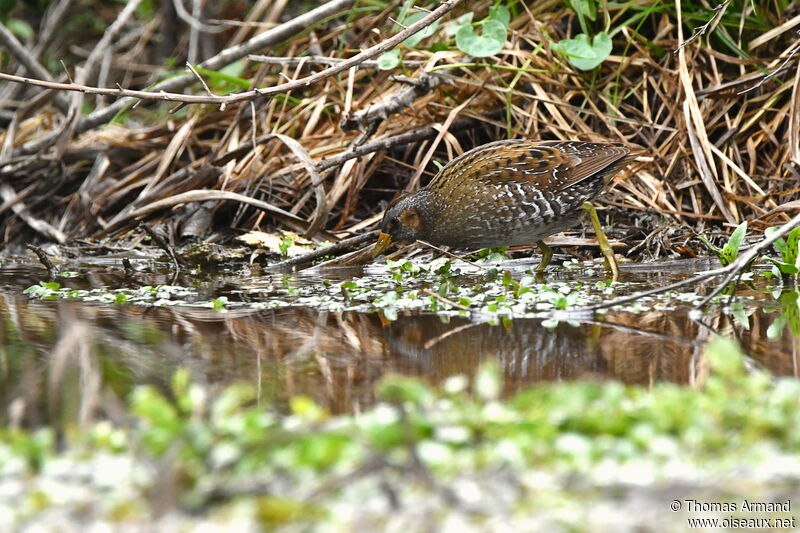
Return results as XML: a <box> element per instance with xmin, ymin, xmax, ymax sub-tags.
<box><xmin>580</xmin><ymin>201</ymin><xmax>619</xmax><ymax>282</ymax></box>
<box><xmin>534</xmin><ymin>240</ymin><xmax>553</xmax><ymax>274</ymax></box>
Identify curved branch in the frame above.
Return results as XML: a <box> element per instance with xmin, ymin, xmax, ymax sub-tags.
<box><xmin>2</xmin><ymin>0</ymin><xmax>463</xmax><ymax>109</ymax></box>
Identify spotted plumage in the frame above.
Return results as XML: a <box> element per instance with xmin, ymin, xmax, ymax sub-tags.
<box><xmin>376</xmin><ymin>139</ymin><xmax>635</xmax><ymax>250</ymax></box>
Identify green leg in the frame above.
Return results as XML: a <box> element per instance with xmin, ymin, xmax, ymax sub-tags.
<box><xmin>580</xmin><ymin>201</ymin><xmax>619</xmax><ymax>282</ymax></box>
<box><xmin>534</xmin><ymin>240</ymin><xmax>553</xmax><ymax>273</ymax></box>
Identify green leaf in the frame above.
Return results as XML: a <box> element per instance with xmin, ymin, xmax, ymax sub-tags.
<box><xmin>401</xmin><ymin>12</ymin><xmax>440</xmax><ymax>47</ymax></box>
<box><xmin>211</xmin><ymin>297</ymin><xmax>228</xmax><ymax>311</ymax></box>
<box><xmin>705</xmin><ymin>336</ymin><xmax>745</xmax><ymax>379</ymax></box>
<box><xmin>279</xmin><ymin>237</ymin><xmax>294</xmax><ymax>258</ymax></box>
<box><xmin>567</xmin><ymin>0</ymin><xmax>597</xmax><ymax>34</ymax></box>
<box><xmin>195</xmin><ymin>64</ymin><xmax>251</xmax><ymax>90</ymax></box>
<box><xmin>729</xmin><ymin>301</ymin><xmax>749</xmax><ymax>331</ymax></box>
<box><xmin>444</xmin><ymin>12</ymin><xmax>473</xmax><ymax>36</ymax></box>
<box><xmin>553</xmin><ymin>32</ymin><xmax>612</xmax><ymax>71</ymax></box>
<box><xmin>376</xmin><ymin>49</ymin><xmax>401</xmax><ymax>70</ymax></box>
<box><xmin>787</xmin><ymin>227</ymin><xmax>800</xmax><ymax>268</ymax></box>
<box><xmin>488</xmin><ymin>4</ymin><xmax>511</xmax><ymax>28</ymax></box>
<box><xmin>720</xmin><ymin>221</ymin><xmax>747</xmax><ymax>266</ymax></box>
<box><xmin>456</xmin><ymin>19</ymin><xmax>508</xmax><ymax>58</ymax></box>
<box><xmin>569</xmin><ymin>0</ymin><xmax>597</xmax><ymax>21</ymax></box>
<box><xmin>290</xmin><ymin>395</ymin><xmax>327</xmax><ymax>422</ymax></box>
<box><xmin>767</xmin><ymin>314</ymin><xmax>786</xmax><ymax>340</ymax></box>
<box><xmin>6</xmin><ymin>18</ymin><xmax>33</xmax><ymax>40</ymax></box>
<box><xmin>766</xmin><ymin>227</ymin><xmax>787</xmax><ymax>256</ymax></box>
<box><xmin>41</xmin><ymin>281</ymin><xmax>61</xmax><ymax>291</ymax></box>
<box><xmin>220</xmin><ymin>60</ymin><xmax>246</xmax><ymax>78</ymax></box>
<box><xmin>763</xmin><ymin>257</ymin><xmax>799</xmax><ymax>275</ymax></box>
<box><xmin>779</xmin><ymin>291</ymin><xmax>800</xmax><ymax>338</ymax></box>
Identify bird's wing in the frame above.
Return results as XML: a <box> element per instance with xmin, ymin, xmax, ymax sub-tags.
<box><xmin>425</xmin><ymin>140</ymin><xmax>634</xmax><ymax>196</ymax></box>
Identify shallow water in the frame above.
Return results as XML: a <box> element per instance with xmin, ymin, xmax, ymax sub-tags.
<box><xmin>1</xmin><ymin>258</ymin><xmax>798</xmax><ymax>428</ymax></box>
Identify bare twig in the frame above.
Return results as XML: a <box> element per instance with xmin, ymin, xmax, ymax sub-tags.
<box><xmin>0</xmin><ymin>185</ymin><xmax>67</xmax><ymax>243</ymax></box>
<box><xmin>422</xmin><ymin>288</ymin><xmax>473</xmax><ymax>312</ymax></box>
<box><xmin>674</xmin><ymin>0</ymin><xmax>732</xmax><ymax>54</ymax></box>
<box><xmin>139</xmin><ymin>222</ymin><xmax>181</xmax><ymax>272</ymax></box>
<box><xmin>3</xmin><ymin>0</ymin><xmax>462</xmax><ymax>111</ymax></box>
<box><xmin>17</xmin><ymin>0</ymin><xmax>356</xmax><ymax>154</ymax></box>
<box><xmin>738</xmin><ymin>37</ymin><xmax>800</xmax><ymax>95</ymax></box>
<box><xmin>248</xmin><ymin>54</ymin><xmax>426</xmax><ymax>68</ymax></box>
<box><xmin>265</xmin><ymin>231</ymin><xmax>379</xmax><ymax>271</ymax></box>
<box><xmin>693</xmin><ymin>214</ymin><xmax>800</xmax><ymax>308</ymax></box>
<box><xmin>26</xmin><ymin>244</ymin><xmax>57</xmax><ymax>278</ymax></box>
<box><xmin>0</xmin><ymin>21</ymin><xmax>70</xmax><ymax>113</ymax></box>
<box><xmin>172</xmin><ymin>0</ymin><xmax>226</xmax><ymax>33</ymax></box>
<box><xmin>54</xmin><ymin>0</ymin><xmax>144</xmax><ymax>155</ymax></box>
<box><xmin>340</xmin><ymin>71</ymin><xmax>447</xmax><ymax>131</ymax></box>
<box><xmin>102</xmin><ymin>189</ymin><xmax>337</xmax><ymax>240</ymax></box>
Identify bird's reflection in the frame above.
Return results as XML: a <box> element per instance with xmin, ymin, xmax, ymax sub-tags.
<box><xmin>1</xmin><ymin>291</ymin><xmax>797</xmax><ymax>430</ymax></box>
<box><xmin>383</xmin><ymin>314</ymin><xmax>696</xmax><ymax>389</ymax></box>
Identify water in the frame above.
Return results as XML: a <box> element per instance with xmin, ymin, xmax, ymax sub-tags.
<box><xmin>1</xmin><ymin>259</ymin><xmax>798</xmax><ymax>428</ymax></box>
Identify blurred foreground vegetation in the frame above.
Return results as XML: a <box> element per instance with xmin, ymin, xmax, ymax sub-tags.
<box><xmin>2</xmin><ymin>336</ymin><xmax>799</xmax><ymax>530</ymax></box>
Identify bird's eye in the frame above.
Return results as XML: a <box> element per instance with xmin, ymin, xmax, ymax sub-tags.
<box><xmin>387</xmin><ymin>218</ymin><xmax>399</xmax><ymax>232</ymax></box>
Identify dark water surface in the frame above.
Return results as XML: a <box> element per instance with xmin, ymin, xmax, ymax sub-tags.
<box><xmin>1</xmin><ymin>259</ymin><xmax>797</xmax><ymax>428</ymax></box>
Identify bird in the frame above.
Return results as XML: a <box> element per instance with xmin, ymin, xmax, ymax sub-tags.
<box><xmin>371</xmin><ymin>139</ymin><xmax>638</xmax><ymax>280</ymax></box>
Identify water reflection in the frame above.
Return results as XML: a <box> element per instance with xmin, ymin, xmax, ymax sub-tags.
<box><xmin>2</xmin><ymin>286</ymin><xmax>798</xmax><ymax>429</ymax></box>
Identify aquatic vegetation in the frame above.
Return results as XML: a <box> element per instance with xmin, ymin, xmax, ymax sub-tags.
<box><xmin>696</xmin><ymin>220</ymin><xmax>748</xmax><ymax>267</ymax></box>
<box><xmin>764</xmin><ymin>226</ymin><xmax>800</xmax><ymax>278</ymax></box>
<box><xmin>23</xmin><ymin>254</ymin><xmax>763</xmax><ymax>320</ymax></box>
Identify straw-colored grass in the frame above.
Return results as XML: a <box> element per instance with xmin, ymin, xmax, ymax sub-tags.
<box><xmin>0</xmin><ymin>0</ymin><xmax>797</xmax><ymax>259</ymax></box>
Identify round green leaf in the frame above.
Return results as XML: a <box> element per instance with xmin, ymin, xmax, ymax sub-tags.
<box><xmin>456</xmin><ymin>19</ymin><xmax>508</xmax><ymax>58</ymax></box>
<box><xmin>554</xmin><ymin>32</ymin><xmax>612</xmax><ymax>71</ymax></box>
<box><xmin>376</xmin><ymin>49</ymin><xmax>401</xmax><ymax>70</ymax></box>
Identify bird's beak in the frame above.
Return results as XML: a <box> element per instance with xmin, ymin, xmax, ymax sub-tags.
<box><xmin>371</xmin><ymin>232</ymin><xmax>393</xmax><ymax>257</ymax></box>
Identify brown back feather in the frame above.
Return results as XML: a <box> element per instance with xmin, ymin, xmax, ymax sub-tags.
<box><xmin>424</xmin><ymin>139</ymin><xmax>633</xmax><ymax>195</ymax></box>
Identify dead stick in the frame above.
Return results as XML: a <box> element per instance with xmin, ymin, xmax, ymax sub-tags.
<box><xmin>265</xmin><ymin>231</ymin><xmax>379</xmax><ymax>271</ymax></box>
<box><xmin>3</xmin><ymin>0</ymin><xmax>463</xmax><ymax>108</ymax></box>
<box><xmin>17</xmin><ymin>0</ymin><xmax>355</xmax><ymax>154</ymax></box>
<box><xmin>26</xmin><ymin>244</ymin><xmax>57</xmax><ymax>278</ymax></box>
<box><xmin>139</xmin><ymin>223</ymin><xmax>181</xmax><ymax>272</ymax></box>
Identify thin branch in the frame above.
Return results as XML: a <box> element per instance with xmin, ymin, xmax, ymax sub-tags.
<box><xmin>738</xmin><ymin>36</ymin><xmax>800</xmax><ymax>95</ymax></box>
<box><xmin>139</xmin><ymin>222</ymin><xmax>182</xmax><ymax>272</ymax></box>
<box><xmin>17</xmin><ymin>0</ymin><xmax>356</xmax><ymax>154</ymax></box>
<box><xmin>248</xmin><ymin>54</ymin><xmax>426</xmax><ymax>68</ymax></box>
<box><xmin>265</xmin><ymin>231</ymin><xmax>379</xmax><ymax>271</ymax></box>
<box><xmin>3</xmin><ymin>0</ymin><xmax>463</xmax><ymax>109</ymax></box>
<box><xmin>340</xmin><ymin>71</ymin><xmax>447</xmax><ymax>131</ymax></box>
<box><xmin>693</xmin><ymin>218</ymin><xmax>800</xmax><ymax>309</ymax></box>
<box><xmin>26</xmin><ymin>244</ymin><xmax>57</xmax><ymax>278</ymax></box>
<box><xmin>172</xmin><ymin>0</ymin><xmax>226</xmax><ymax>33</ymax></box>
<box><xmin>674</xmin><ymin>0</ymin><xmax>732</xmax><ymax>54</ymax></box>
<box><xmin>0</xmin><ymin>21</ymin><xmax>70</xmax><ymax>113</ymax></box>
<box><xmin>101</xmin><ymin>189</ymin><xmax>338</xmax><ymax>241</ymax></box>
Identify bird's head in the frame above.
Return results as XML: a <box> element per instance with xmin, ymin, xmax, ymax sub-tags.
<box><xmin>371</xmin><ymin>191</ymin><xmax>436</xmax><ymax>257</ymax></box>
